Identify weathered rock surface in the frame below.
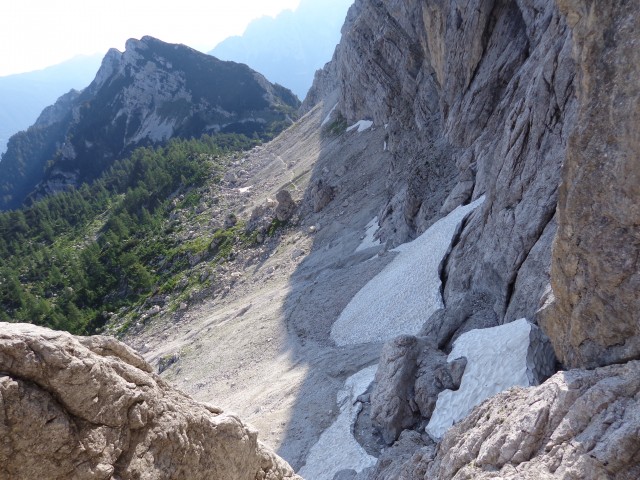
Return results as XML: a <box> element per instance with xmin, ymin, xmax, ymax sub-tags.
<box><xmin>275</xmin><ymin>189</ymin><xmax>297</xmax><ymax>222</ymax></box>
<box><xmin>0</xmin><ymin>323</ymin><xmax>300</xmax><ymax>480</ymax></box>
<box><xmin>306</xmin><ymin>0</ymin><xmax>577</xmax><ymax>342</ymax></box>
<box><xmin>309</xmin><ymin>179</ymin><xmax>335</xmax><ymax>213</ymax></box>
<box><xmin>370</xmin><ymin>336</ymin><xmax>466</xmax><ymax>445</ymax></box>
<box><xmin>538</xmin><ymin>0</ymin><xmax>640</xmax><ymax>369</ymax></box>
<box><xmin>363</xmin><ymin>361</ymin><xmax>640</xmax><ymax>479</ymax></box>
<box><xmin>420</xmin><ymin>360</ymin><xmax>640</xmax><ymax>479</ymax></box>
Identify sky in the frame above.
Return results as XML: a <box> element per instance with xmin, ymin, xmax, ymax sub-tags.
<box><xmin>0</xmin><ymin>0</ymin><xmax>301</xmax><ymax>77</ymax></box>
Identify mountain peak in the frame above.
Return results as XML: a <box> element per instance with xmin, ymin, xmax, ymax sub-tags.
<box><xmin>0</xmin><ymin>37</ymin><xmax>300</xmax><ymax>210</ymax></box>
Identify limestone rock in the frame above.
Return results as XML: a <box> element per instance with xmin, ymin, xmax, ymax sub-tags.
<box><xmin>309</xmin><ymin>179</ymin><xmax>335</xmax><ymax>213</ymax></box>
<box><xmin>311</xmin><ymin>0</ymin><xmax>577</xmax><ymax>336</ymax></box>
<box><xmin>538</xmin><ymin>0</ymin><xmax>640</xmax><ymax>369</ymax></box>
<box><xmin>439</xmin><ymin>181</ymin><xmax>474</xmax><ymax>216</ymax></box>
<box><xmin>370</xmin><ymin>336</ymin><xmax>466</xmax><ymax>445</ymax></box>
<box><xmin>366</xmin><ymin>361</ymin><xmax>640</xmax><ymax>479</ymax></box>
<box><xmin>275</xmin><ymin>189</ymin><xmax>296</xmax><ymax>222</ymax></box>
<box><xmin>422</xmin><ymin>360</ymin><xmax>640</xmax><ymax>479</ymax></box>
<box><xmin>0</xmin><ymin>323</ymin><xmax>300</xmax><ymax>480</ymax></box>
<box><xmin>370</xmin><ymin>336</ymin><xmax>422</xmax><ymax>445</ymax></box>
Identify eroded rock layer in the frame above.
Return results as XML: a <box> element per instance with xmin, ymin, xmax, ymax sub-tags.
<box><xmin>307</xmin><ymin>0</ymin><xmax>578</xmax><ymax>343</ymax></box>
<box><xmin>539</xmin><ymin>0</ymin><xmax>640</xmax><ymax>369</ymax></box>
<box><xmin>363</xmin><ymin>360</ymin><xmax>640</xmax><ymax>479</ymax></box>
<box><xmin>0</xmin><ymin>323</ymin><xmax>300</xmax><ymax>480</ymax></box>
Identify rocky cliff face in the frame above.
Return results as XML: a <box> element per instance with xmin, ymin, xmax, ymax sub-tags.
<box><xmin>307</xmin><ymin>0</ymin><xmax>577</xmax><ymax>345</ymax></box>
<box><xmin>539</xmin><ymin>0</ymin><xmax>640</xmax><ymax>369</ymax></box>
<box><xmin>301</xmin><ymin>0</ymin><xmax>639</xmax><ymax>476</ymax></box>
<box><xmin>0</xmin><ymin>36</ymin><xmax>299</xmax><ymax>211</ymax></box>
<box><xmin>0</xmin><ymin>323</ymin><xmax>300</xmax><ymax>480</ymax></box>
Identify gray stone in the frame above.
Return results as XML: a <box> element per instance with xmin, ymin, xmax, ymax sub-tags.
<box><xmin>0</xmin><ymin>323</ymin><xmax>300</xmax><ymax>480</ymax></box>
<box><xmin>275</xmin><ymin>189</ymin><xmax>296</xmax><ymax>222</ymax></box>
<box><xmin>370</xmin><ymin>335</ymin><xmax>422</xmax><ymax>445</ymax></box>
<box><xmin>370</xmin><ymin>336</ymin><xmax>467</xmax><ymax>445</ymax></box>
<box><xmin>310</xmin><ymin>179</ymin><xmax>334</xmax><ymax>213</ymax></box>
<box><xmin>439</xmin><ymin>181</ymin><xmax>474</xmax><ymax>216</ymax></box>
<box><xmin>367</xmin><ymin>361</ymin><xmax>640</xmax><ymax>480</ymax></box>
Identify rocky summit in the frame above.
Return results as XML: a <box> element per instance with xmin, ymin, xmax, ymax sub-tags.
<box><xmin>0</xmin><ymin>0</ymin><xmax>639</xmax><ymax>479</ymax></box>
<box><xmin>0</xmin><ymin>36</ymin><xmax>299</xmax><ymax>210</ymax></box>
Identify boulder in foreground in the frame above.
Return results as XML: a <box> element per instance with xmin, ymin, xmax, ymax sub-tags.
<box><xmin>0</xmin><ymin>323</ymin><xmax>300</xmax><ymax>480</ymax></box>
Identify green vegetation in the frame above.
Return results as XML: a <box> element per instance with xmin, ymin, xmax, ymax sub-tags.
<box><xmin>323</xmin><ymin>114</ymin><xmax>348</xmax><ymax>137</ymax></box>
<box><xmin>0</xmin><ymin>133</ymin><xmax>260</xmax><ymax>335</ymax></box>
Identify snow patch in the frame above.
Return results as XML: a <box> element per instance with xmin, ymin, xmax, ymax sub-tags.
<box><xmin>426</xmin><ymin>318</ymin><xmax>542</xmax><ymax>441</ymax></box>
<box><xmin>355</xmin><ymin>217</ymin><xmax>381</xmax><ymax>252</ymax></box>
<box><xmin>331</xmin><ymin>196</ymin><xmax>485</xmax><ymax>346</ymax></box>
<box><xmin>347</xmin><ymin>120</ymin><xmax>373</xmax><ymax>133</ymax></box>
<box><xmin>298</xmin><ymin>365</ymin><xmax>378</xmax><ymax>480</ymax></box>
<box><xmin>321</xmin><ymin>103</ymin><xmax>339</xmax><ymax>127</ymax></box>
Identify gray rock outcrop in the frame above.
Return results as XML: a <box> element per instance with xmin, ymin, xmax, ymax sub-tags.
<box><xmin>0</xmin><ymin>323</ymin><xmax>300</xmax><ymax>480</ymax></box>
<box><xmin>538</xmin><ymin>0</ymin><xmax>640</xmax><ymax>369</ymax></box>
<box><xmin>275</xmin><ymin>189</ymin><xmax>297</xmax><ymax>222</ymax></box>
<box><xmin>306</xmin><ymin>0</ymin><xmax>577</xmax><ymax>343</ymax></box>
<box><xmin>365</xmin><ymin>361</ymin><xmax>640</xmax><ymax>479</ymax></box>
<box><xmin>417</xmin><ymin>361</ymin><xmax>640</xmax><ymax>479</ymax></box>
<box><xmin>370</xmin><ymin>336</ymin><xmax>466</xmax><ymax>445</ymax></box>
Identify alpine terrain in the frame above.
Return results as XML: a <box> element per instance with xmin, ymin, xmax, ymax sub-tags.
<box><xmin>210</xmin><ymin>0</ymin><xmax>354</xmax><ymax>99</ymax></box>
<box><xmin>0</xmin><ymin>36</ymin><xmax>299</xmax><ymax>211</ymax></box>
<box><xmin>0</xmin><ymin>0</ymin><xmax>639</xmax><ymax>479</ymax></box>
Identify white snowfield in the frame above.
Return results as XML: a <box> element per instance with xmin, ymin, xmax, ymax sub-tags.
<box><xmin>346</xmin><ymin>120</ymin><xmax>373</xmax><ymax>133</ymax></box>
<box><xmin>331</xmin><ymin>196</ymin><xmax>485</xmax><ymax>346</ymax></box>
<box><xmin>298</xmin><ymin>365</ymin><xmax>378</xmax><ymax>480</ymax></box>
<box><xmin>302</xmin><ymin>196</ymin><xmax>487</xmax><ymax>478</ymax></box>
<box><xmin>425</xmin><ymin>318</ymin><xmax>555</xmax><ymax>441</ymax></box>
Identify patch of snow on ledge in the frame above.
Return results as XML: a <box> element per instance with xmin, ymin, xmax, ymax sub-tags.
<box><xmin>298</xmin><ymin>365</ymin><xmax>378</xmax><ymax>480</ymax></box>
<box><xmin>347</xmin><ymin>120</ymin><xmax>373</xmax><ymax>133</ymax></box>
<box><xmin>355</xmin><ymin>217</ymin><xmax>381</xmax><ymax>252</ymax></box>
<box><xmin>426</xmin><ymin>318</ymin><xmax>548</xmax><ymax>441</ymax></box>
<box><xmin>321</xmin><ymin>103</ymin><xmax>339</xmax><ymax>127</ymax></box>
<box><xmin>331</xmin><ymin>196</ymin><xmax>485</xmax><ymax>346</ymax></box>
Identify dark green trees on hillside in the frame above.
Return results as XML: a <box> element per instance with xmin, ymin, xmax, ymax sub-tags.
<box><xmin>0</xmin><ymin>134</ymin><xmax>258</xmax><ymax>334</ymax></box>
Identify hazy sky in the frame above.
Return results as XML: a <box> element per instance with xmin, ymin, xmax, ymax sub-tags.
<box><xmin>0</xmin><ymin>0</ymin><xmax>301</xmax><ymax>77</ymax></box>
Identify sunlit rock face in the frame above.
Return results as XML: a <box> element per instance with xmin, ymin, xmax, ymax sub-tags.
<box><xmin>0</xmin><ymin>323</ymin><xmax>301</xmax><ymax>480</ymax></box>
<box><xmin>539</xmin><ymin>0</ymin><xmax>640</xmax><ymax>370</ymax></box>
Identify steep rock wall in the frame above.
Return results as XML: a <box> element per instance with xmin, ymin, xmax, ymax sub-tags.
<box><xmin>539</xmin><ymin>0</ymin><xmax>640</xmax><ymax>369</ymax></box>
<box><xmin>306</xmin><ymin>0</ymin><xmax>577</xmax><ymax>342</ymax></box>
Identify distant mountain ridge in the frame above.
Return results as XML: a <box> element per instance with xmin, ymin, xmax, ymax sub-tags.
<box><xmin>210</xmin><ymin>0</ymin><xmax>353</xmax><ymax>99</ymax></box>
<box><xmin>0</xmin><ymin>54</ymin><xmax>103</xmax><ymax>155</ymax></box>
<box><xmin>0</xmin><ymin>36</ymin><xmax>299</xmax><ymax>210</ymax></box>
